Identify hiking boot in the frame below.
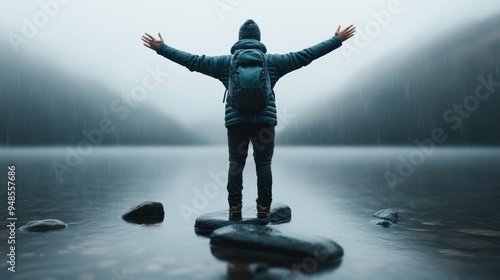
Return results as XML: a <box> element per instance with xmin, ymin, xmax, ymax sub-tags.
<box><xmin>229</xmin><ymin>204</ymin><xmax>242</xmax><ymax>218</ymax></box>
<box><xmin>257</xmin><ymin>204</ymin><xmax>270</xmax><ymax>218</ymax></box>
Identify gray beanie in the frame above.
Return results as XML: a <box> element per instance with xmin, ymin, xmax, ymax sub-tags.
<box><xmin>239</xmin><ymin>19</ymin><xmax>261</xmax><ymax>41</ymax></box>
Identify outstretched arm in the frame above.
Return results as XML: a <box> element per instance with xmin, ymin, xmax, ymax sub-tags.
<box><xmin>142</xmin><ymin>32</ymin><xmax>226</xmax><ymax>79</ymax></box>
<box><xmin>271</xmin><ymin>25</ymin><xmax>356</xmax><ymax>77</ymax></box>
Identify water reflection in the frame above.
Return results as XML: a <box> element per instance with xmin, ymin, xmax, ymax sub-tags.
<box><xmin>212</xmin><ymin>253</ymin><xmax>342</xmax><ymax>280</ymax></box>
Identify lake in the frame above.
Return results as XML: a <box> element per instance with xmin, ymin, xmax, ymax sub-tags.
<box><xmin>0</xmin><ymin>146</ymin><xmax>499</xmax><ymax>280</ymax></box>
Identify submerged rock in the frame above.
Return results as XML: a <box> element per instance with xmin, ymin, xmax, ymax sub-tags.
<box><xmin>210</xmin><ymin>224</ymin><xmax>343</xmax><ymax>267</ymax></box>
<box><xmin>19</xmin><ymin>219</ymin><xmax>67</xmax><ymax>232</ymax></box>
<box><xmin>122</xmin><ymin>201</ymin><xmax>164</xmax><ymax>224</ymax></box>
<box><xmin>194</xmin><ymin>202</ymin><xmax>291</xmax><ymax>235</ymax></box>
<box><xmin>371</xmin><ymin>219</ymin><xmax>393</xmax><ymax>228</ymax></box>
<box><xmin>373</xmin><ymin>208</ymin><xmax>398</xmax><ymax>223</ymax></box>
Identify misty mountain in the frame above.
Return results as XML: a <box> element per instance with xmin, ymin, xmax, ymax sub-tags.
<box><xmin>0</xmin><ymin>44</ymin><xmax>203</xmax><ymax>146</ymax></box>
<box><xmin>279</xmin><ymin>15</ymin><xmax>500</xmax><ymax>146</ymax></box>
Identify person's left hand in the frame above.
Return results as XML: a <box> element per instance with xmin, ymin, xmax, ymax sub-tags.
<box><xmin>141</xmin><ymin>32</ymin><xmax>164</xmax><ymax>51</ymax></box>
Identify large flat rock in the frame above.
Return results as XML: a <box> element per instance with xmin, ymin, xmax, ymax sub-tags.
<box><xmin>210</xmin><ymin>224</ymin><xmax>343</xmax><ymax>267</ymax></box>
<box><xmin>194</xmin><ymin>202</ymin><xmax>291</xmax><ymax>235</ymax></box>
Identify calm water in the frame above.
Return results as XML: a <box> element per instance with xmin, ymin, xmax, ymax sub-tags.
<box><xmin>0</xmin><ymin>147</ymin><xmax>499</xmax><ymax>280</ymax></box>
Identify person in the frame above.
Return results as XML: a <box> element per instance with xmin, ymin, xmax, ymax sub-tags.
<box><xmin>142</xmin><ymin>19</ymin><xmax>355</xmax><ymax>219</ymax></box>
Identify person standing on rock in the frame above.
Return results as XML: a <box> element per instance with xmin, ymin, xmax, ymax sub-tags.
<box><xmin>142</xmin><ymin>19</ymin><xmax>355</xmax><ymax>219</ymax></box>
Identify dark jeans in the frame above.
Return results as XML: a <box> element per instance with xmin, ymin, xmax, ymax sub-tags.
<box><xmin>226</xmin><ymin>122</ymin><xmax>275</xmax><ymax>207</ymax></box>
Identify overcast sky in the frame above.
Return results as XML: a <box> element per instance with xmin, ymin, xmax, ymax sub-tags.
<box><xmin>2</xmin><ymin>0</ymin><xmax>500</xmax><ymax>130</ymax></box>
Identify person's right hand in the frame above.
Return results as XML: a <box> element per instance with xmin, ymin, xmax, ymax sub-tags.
<box><xmin>141</xmin><ymin>32</ymin><xmax>164</xmax><ymax>51</ymax></box>
<box><xmin>335</xmin><ymin>25</ymin><xmax>356</xmax><ymax>42</ymax></box>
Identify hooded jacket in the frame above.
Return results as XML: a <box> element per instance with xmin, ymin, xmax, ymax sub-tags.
<box><xmin>156</xmin><ymin>36</ymin><xmax>342</xmax><ymax>127</ymax></box>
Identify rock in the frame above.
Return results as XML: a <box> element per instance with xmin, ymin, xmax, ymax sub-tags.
<box><xmin>210</xmin><ymin>224</ymin><xmax>343</xmax><ymax>267</ymax></box>
<box><xmin>371</xmin><ymin>219</ymin><xmax>393</xmax><ymax>228</ymax></box>
<box><xmin>122</xmin><ymin>201</ymin><xmax>164</xmax><ymax>224</ymax></box>
<box><xmin>19</xmin><ymin>219</ymin><xmax>67</xmax><ymax>232</ymax></box>
<box><xmin>372</xmin><ymin>208</ymin><xmax>398</xmax><ymax>223</ymax></box>
<box><xmin>194</xmin><ymin>202</ymin><xmax>291</xmax><ymax>236</ymax></box>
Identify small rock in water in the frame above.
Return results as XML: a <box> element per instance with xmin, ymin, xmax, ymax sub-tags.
<box><xmin>372</xmin><ymin>208</ymin><xmax>399</xmax><ymax>223</ymax></box>
<box><xmin>210</xmin><ymin>224</ymin><xmax>343</xmax><ymax>267</ymax></box>
<box><xmin>122</xmin><ymin>201</ymin><xmax>164</xmax><ymax>224</ymax></box>
<box><xmin>19</xmin><ymin>219</ymin><xmax>68</xmax><ymax>232</ymax></box>
<box><xmin>372</xmin><ymin>220</ymin><xmax>392</xmax><ymax>228</ymax></box>
<box><xmin>195</xmin><ymin>202</ymin><xmax>291</xmax><ymax>236</ymax></box>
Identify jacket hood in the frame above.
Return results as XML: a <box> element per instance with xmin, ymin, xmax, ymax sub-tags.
<box><xmin>230</xmin><ymin>39</ymin><xmax>267</xmax><ymax>54</ymax></box>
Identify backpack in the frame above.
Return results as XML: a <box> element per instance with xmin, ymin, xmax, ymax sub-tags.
<box><xmin>223</xmin><ymin>48</ymin><xmax>272</xmax><ymax>115</ymax></box>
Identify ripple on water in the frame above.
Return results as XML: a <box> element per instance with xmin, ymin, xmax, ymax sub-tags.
<box><xmin>81</xmin><ymin>247</ymin><xmax>113</xmax><ymax>255</ymax></box>
<box><xmin>77</xmin><ymin>273</ymin><xmax>95</xmax><ymax>280</ymax></box>
<box><xmin>97</xmin><ymin>259</ymin><xmax>120</xmax><ymax>268</ymax></box>
<box><xmin>438</xmin><ymin>249</ymin><xmax>476</xmax><ymax>258</ymax></box>
<box><xmin>439</xmin><ymin>237</ymin><xmax>494</xmax><ymax>249</ymax></box>
<box><xmin>454</xmin><ymin>228</ymin><xmax>500</xmax><ymax>237</ymax></box>
<box><xmin>145</xmin><ymin>263</ymin><xmax>164</xmax><ymax>272</ymax></box>
<box><xmin>421</xmin><ymin>221</ymin><xmax>445</xmax><ymax>226</ymax></box>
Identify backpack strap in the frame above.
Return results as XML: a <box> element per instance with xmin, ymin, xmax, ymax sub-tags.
<box><xmin>222</xmin><ymin>88</ymin><xmax>227</xmax><ymax>103</ymax></box>
<box><xmin>223</xmin><ymin>54</ymin><xmax>236</xmax><ymax>104</ymax></box>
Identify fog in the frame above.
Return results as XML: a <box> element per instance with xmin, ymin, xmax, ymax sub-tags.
<box><xmin>1</xmin><ymin>0</ymin><xmax>500</xmax><ymax>144</ymax></box>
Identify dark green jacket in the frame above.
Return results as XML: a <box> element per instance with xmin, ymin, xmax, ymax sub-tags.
<box><xmin>156</xmin><ymin>36</ymin><xmax>342</xmax><ymax>127</ymax></box>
